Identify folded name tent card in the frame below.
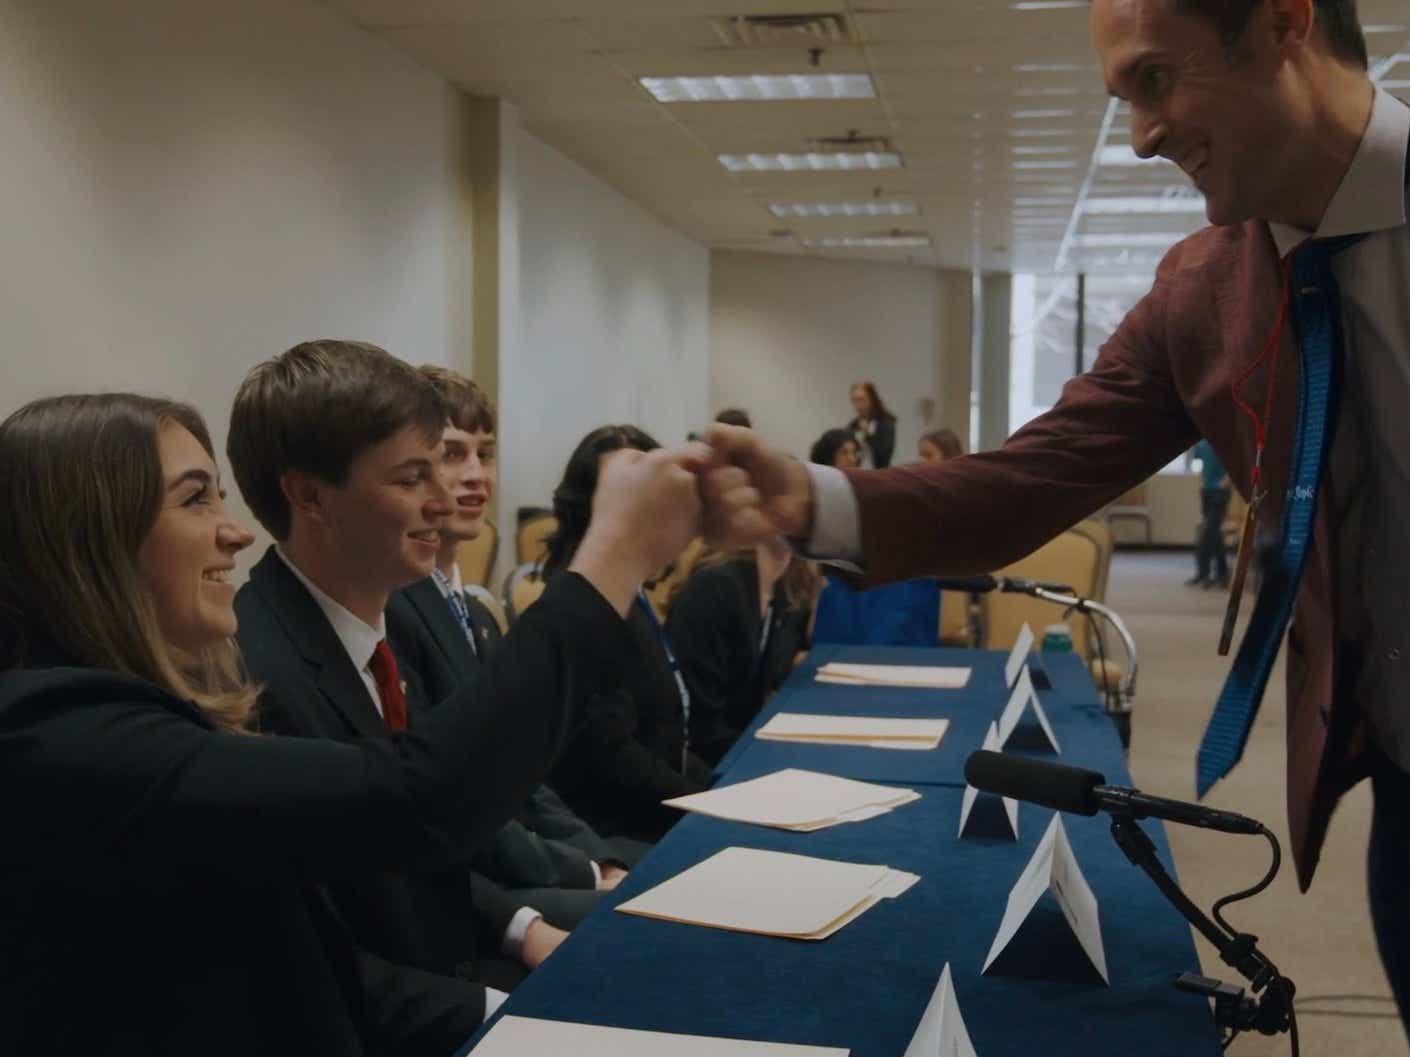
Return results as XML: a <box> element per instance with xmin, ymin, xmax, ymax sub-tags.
<box><xmin>472</xmin><ymin>1015</ymin><xmax>850</xmax><ymax>1057</ymax></box>
<box><xmin>901</xmin><ymin>963</ymin><xmax>977</xmax><ymax>1057</ymax></box>
<box><xmin>957</xmin><ymin>723</ymin><xmax>1019</xmax><ymax>840</ymax></box>
<box><xmin>756</xmin><ymin>713</ymin><xmax>950</xmax><ymax>751</ymax></box>
<box><xmin>995</xmin><ymin>666</ymin><xmax>1060</xmax><ymax>753</ymax></box>
<box><xmin>615</xmin><ymin>846</ymin><xmax>920</xmax><ymax>941</ymax></box>
<box><xmin>663</xmin><ymin>768</ymin><xmax>921</xmax><ymax>832</ymax></box>
<box><xmin>1003</xmin><ymin>623</ymin><xmax>1036</xmax><ymax>689</ymax></box>
<box><xmin>982</xmin><ymin>814</ymin><xmax>1108</xmax><ymax>986</ymax></box>
<box><xmin>815</xmin><ymin>662</ymin><xmax>971</xmax><ymax>689</ymax></box>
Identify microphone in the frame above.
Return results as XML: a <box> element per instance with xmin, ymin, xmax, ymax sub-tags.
<box><xmin>963</xmin><ymin>750</ymin><xmax>1264</xmax><ymax>835</ymax></box>
<box><xmin>931</xmin><ymin>575</ymin><xmax>1075</xmax><ymax>596</ymax></box>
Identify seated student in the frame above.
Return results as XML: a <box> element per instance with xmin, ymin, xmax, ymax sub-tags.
<box><xmin>229</xmin><ymin>341</ymin><xmax>592</xmax><ymax>996</ymax></box>
<box><xmin>665</xmin><ymin>537</ymin><xmax>818</xmax><ymax>766</ymax></box>
<box><xmin>387</xmin><ymin>366</ymin><xmax>635</xmax><ymax>930</ymax></box>
<box><xmin>918</xmin><ymin>427</ymin><xmax>965</xmax><ymax>463</ymax></box>
<box><xmin>0</xmin><ymin>391</ymin><xmax>695</xmax><ymax>1057</ymax></box>
<box><xmin>542</xmin><ymin>425</ymin><xmax>713</xmax><ymax>843</ymax></box>
<box><xmin>809</xmin><ymin>427</ymin><xmax>861</xmax><ymax>470</ymax></box>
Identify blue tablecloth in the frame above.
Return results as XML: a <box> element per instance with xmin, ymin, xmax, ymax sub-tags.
<box><xmin>463</xmin><ymin>646</ymin><xmax>1221</xmax><ymax>1057</ymax></box>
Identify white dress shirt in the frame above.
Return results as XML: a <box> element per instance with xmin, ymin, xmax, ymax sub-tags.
<box><xmin>806</xmin><ymin>86</ymin><xmax>1410</xmax><ymax>768</ymax></box>
<box><xmin>276</xmin><ymin>550</ymin><xmax>542</xmax><ymax>962</ymax></box>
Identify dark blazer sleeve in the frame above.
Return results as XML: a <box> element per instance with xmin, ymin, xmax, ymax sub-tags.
<box><xmin>846</xmin><ymin>273</ymin><xmax>1197</xmax><ymax>584</ymax></box>
<box><xmin>467</xmin><ymin>871</ymin><xmax>524</xmax><ymax>946</ymax></box>
<box><xmin>521</xmin><ymin>785</ymin><xmax>618</xmax><ymax>864</ymax></box>
<box><xmin>354</xmin><ymin>946</ymin><xmax>486</xmax><ymax>1057</ymax></box>
<box><xmin>568</xmin><ymin>687</ymin><xmax>706</xmax><ymax>807</ymax></box>
<box><xmin>0</xmin><ymin>572</ymin><xmax>629</xmax><ymax>881</ymax></box>
<box><xmin>471</xmin><ymin>817</ymin><xmax>597</xmax><ymax>890</ymax></box>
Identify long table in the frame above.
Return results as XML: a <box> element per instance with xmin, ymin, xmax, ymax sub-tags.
<box><xmin>462</xmin><ymin>645</ymin><xmax>1222</xmax><ymax>1056</ymax></box>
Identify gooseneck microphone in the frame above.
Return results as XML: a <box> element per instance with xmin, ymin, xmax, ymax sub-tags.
<box><xmin>963</xmin><ymin>750</ymin><xmax>1264</xmax><ymax>835</ymax></box>
<box><xmin>932</xmin><ymin>575</ymin><xmax>1075</xmax><ymax>595</ymax></box>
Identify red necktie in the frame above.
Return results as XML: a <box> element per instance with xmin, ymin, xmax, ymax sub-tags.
<box><xmin>368</xmin><ymin>640</ymin><xmax>407</xmax><ymax>733</ymax></box>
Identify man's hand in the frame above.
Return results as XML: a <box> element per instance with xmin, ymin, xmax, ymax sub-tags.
<box><xmin>520</xmin><ymin>919</ymin><xmax>568</xmax><ymax>970</ymax></box>
<box><xmin>597</xmin><ymin>863</ymin><xmax>628</xmax><ymax>891</ymax></box>
<box><xmin>571</xmin><ymin>446</ymin><xmax>705</xmax><ymax>615</ymax></box>
<box><xmin>700</xmin><ymin>425</ymin><xmax>816</xmax><ymax>548</ymax></box>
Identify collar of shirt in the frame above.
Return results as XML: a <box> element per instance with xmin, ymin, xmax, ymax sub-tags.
<box><xmin>1268</xmin><ymin>85</ymin><xmax>1409</xmax><ymax>258</ymax></box>
<box><xmin>429</xmin><ymin>562</ymin><xmax>465</xmax><ymax>598</ymax></box>
<box><xmin>275</xmin><ymin>546</ymin><xmax>386</xmax><ymax>676</ymax></box>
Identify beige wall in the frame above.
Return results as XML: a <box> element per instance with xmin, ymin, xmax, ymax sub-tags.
<box><xmin>710</xmin><ymin>251</ymin><xmax>968</xmax><ymax>466</ymax></box>
<box><xmin>0</xmin><ymin>0</ymin><xmax>475</xmax><ymax>569</ymax></box>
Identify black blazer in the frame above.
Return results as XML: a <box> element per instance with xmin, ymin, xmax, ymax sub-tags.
<box><xmin>848</xmin><ymin>413</ymin><xmax>897</xmax><ymax>469</ymax></box>
<box><xmin>546</xmin><ymin>597</ymin><xmax>712</xmax><ymax>843</ymax></box>
<box><xmin>666</xmin><ymin>559</ymin><xmax>809</xmax><ymax>765</ymax></box>
<box><xmin>0</xmin><ymin>562</ymin><xmax>626</xmax><ymax>1057</ymax></box>
<box><xmin>387</xmin><ymin>577</ymin><xmax>611</xmax><ymax>886</ymax></box>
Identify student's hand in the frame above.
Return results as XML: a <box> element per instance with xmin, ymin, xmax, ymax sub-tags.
<box><xmin>521</xmin><ymin>919</ymin><xmax>568</xmax><ymax>970</ymax></box>
<box><xmin>571</xmin><ymin>447</ymin><xmax>703</xmax><ymax>615</ymax></box>
<box><xmin>597</xmin><ymin>863</ymin><xmax>628</xmax><ymax>891</ymax></box>
<box><xmin>700</xmin><ymin>425</ymin><xmax>815</xmax><ymax>547</ymax></box>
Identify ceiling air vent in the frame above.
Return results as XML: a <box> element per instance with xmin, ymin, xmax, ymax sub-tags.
<box><xmin>710</xmin><ymin>13</ymin><xmax>856</xmax><ymax>49</ymax></box>
<box><xmin>807</xmin><ymin>131</ymin><xmax>895</xmax><ymax>155</ymax></box>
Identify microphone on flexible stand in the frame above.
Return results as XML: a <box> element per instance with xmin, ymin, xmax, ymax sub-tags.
<box><xmin>963</xmin><ymin>751</ymin><xmax>1263</xmax><ymax>835</ymax></box>
<box><xmin>932</xmin><ymin>575</ymin><xmax>1075</xmax><ymax>595</ymax></box>
<box><xmin>962</xmin><ymin>749</ymin><xmax>1297</xmax><ymax>1054</ymax></box>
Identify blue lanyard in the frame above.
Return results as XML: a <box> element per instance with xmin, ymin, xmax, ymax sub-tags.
<box><xmin>636</xmin><ymin>591</ymin><xmax>692</xmax><ymax>772</ymax></box>
<box><xmin>431</xmin><ymin>568</ymin><xmax>478</xmax><ymax>658</ymax></box>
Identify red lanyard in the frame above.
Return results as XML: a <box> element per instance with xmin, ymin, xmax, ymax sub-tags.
<box><xmin>1229</xmin><ymin>256</ymin><xmax>1293</xmax><ymax>495</ymax></box>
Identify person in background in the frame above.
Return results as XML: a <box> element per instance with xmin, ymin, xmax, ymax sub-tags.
<box><xmin>714</xmin><ymin>408</ymin><xmax>752</xmax><ymax>429</ymax></box>
<box><xmin>809</xmin><ymin>428</ymin><xmax>861</xmax><ymax>470</ymax></box>
<box><xmin>847</xmin><ymin>381</ymin><xmax>897</xmax><ymax>469</ymax></box>
<box><xmin>386</xmin><ymin>365</ymin><xmax>636</xmax><ymax>933</ymax></box>
<box><xmin>0</xmin><ymin>390</ymin><xmax>694</xmax><ymax>1057</ymax></box>
<box><xmin>1190</xmin><ymin>437</ymin><xmax>1232</xmax><ymax>589</ymax></box>
<box><xmin>542</xmin><ymin>425</ymin><xmax>713</xmax><ymax>843</ymax></box>
<box><xmin>918</xmin><ymin>428</ymin><xmax>965</xmax><ymax>463</ymax></box>
<box><xmin>666</xmin><ymin>538</ymin><xmax>818</xmax><ymax>765</ymax></box>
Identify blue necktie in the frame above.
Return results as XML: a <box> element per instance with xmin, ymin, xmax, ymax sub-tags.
<box><xmin>431</xmin><ymin>568</ymin><xmax>478</xmax><ymax>658</ymax></box>
<box><xmin>1195</xmin><ymin>235</ymin><xmax>1358</xmax><ymax>797</ymax></box>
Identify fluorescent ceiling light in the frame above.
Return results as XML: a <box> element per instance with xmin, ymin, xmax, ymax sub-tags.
<box><xmin>1076</xmin><ymin>233</ymin><xmax>1182</xmax><ymax>248</ymax></box>
<box><xmin>1082</xmin><ymin>195</ymin><xmax>1205</xmax><ymax>215</ymax></box>
<box><xmin>719</xmin><ymin>152</ymin><xmax>901</xmax><ymax>172</ymax></box>
<box><xmin>804</xmin><ymin>235</ymin><xmax>931</xmax><ymax>248</ymax></box>
<box><xmin>1012</xmin><ymin>145</ymin><xmax>1076</xmax><ymax>155</ymax></box>
<box><xmin>769</xmin><ymin>201</ymin><xmax>918</xmax><ymax>218</ymax></box>
<box><xmin>1098</xmin><ymin>145</ymin><xmax>1174</xmax><ymax>167</ymax></box>
<box><xmin>640</xmin><ymin>74</ymin><xmax>875</xmax><ymax>103</ymax></box>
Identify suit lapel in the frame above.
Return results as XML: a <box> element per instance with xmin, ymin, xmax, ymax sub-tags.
<box><xmin>405</xmin><ymin>578</ymin><xmax>480</xmax><ymax>679</ymax></box>
<box><xmin>249</xmin><ymin>548</ymin><xmax>388</xmax><ymax>739</ymax></box>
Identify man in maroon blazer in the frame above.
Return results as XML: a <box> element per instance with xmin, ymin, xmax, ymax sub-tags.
<box><xmin>702</xmin><ymin>0</ymin><xmax>1410</xmax><ymax>1032</ymax></box>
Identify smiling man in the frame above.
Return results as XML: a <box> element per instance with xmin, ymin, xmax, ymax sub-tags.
<box><xmin>700</xmin><ymin>0</ymin><xmax>1410</xmax><ymax>1032</ymax></box>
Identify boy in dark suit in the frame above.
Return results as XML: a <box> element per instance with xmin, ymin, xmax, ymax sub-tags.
<box><xmin>388</xmin><ymin>367</ymin><xmax>640</xmax><ymax>930</ymax></box>
<box><xmin>228</xmin><ymin>341</ymin><xmax>630</xmax><ymax>1041</ymax></box>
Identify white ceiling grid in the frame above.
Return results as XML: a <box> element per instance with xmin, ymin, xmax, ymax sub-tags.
<box><xmin>327</xmin><ymin>0</ymin><xmax>1410</xmax><ymax>275</ymax></box>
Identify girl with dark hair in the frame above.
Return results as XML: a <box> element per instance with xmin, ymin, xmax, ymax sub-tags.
<box><xmin>809</xmin><ymin>427</ymin><xmax>861</xmax><ymax>469</ymax></box>
<box><xmin>544</xmin><ymin>424</ymin><xmax>712</xmax><ymax>842</ymax></box>
<box><xmin>918</xmin><ymin>427</ymin><xmax>965</xmax><ymax>463</ymax></box>
<box><xmin>847</xmin><ymin>381</ymin><xmax>897</xmax><ymax>469</ymax></box>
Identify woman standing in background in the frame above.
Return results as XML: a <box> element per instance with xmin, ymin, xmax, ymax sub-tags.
<box><xmin>847</xmin><ymin>382</ymin><xmax>896</xmax><ymax>469</ymax></box>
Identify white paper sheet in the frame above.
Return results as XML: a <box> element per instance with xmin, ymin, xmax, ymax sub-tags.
<box><xmin>982</xmin><ymin>815</ymin><xmax>1108</xmax><ymax>984</ymax></box>
<box><xmin>901</xmin><ymin>964</ymin><xmax>977</xmax><ymax>1057</ymax></box>
<box><xmin>473</xmin><ymin>1016</ymin><xmax>851</xmax><ymax>1057</ymax></box>
<box><xmin>815</xmin><ymin>662</ymin><xmax>971</xmax><ymax>689</ymax></box>
<box><xmin>757</xmin><ymin>713</ymin><xmax>951</xmax><ymax>748</ymax></box>
<box><xmin>616</xmin><ymin>847</ymin><xmax>917</xmax><ymax>940</ymax></box>
<box><xmin>663</xmin><ymin>769</ymin><xmax>920</xmax><ymax>831</ymax></box>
